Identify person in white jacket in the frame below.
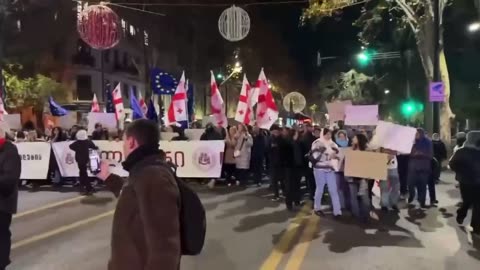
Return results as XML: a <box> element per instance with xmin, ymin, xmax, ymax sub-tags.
<box><xmin>310</xmin><ymin>128</ymin><xmax>342</xmax><ymax>217</ymax></box>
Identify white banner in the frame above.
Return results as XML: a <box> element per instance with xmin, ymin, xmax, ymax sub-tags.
<box><xmin>52</xmin><ymin>140</ymin><xmax>225</xmax><ymax>178</ymax></box>
<box><xmin>16</xmin><ymin>142</ymin><xmax>51</xmax><ymax>179</ymax></box>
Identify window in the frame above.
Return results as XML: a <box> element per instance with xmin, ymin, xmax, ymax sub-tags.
<box><xmin>104</xmin><ymin>50</ymin><xmax>110</xmax><ymax>63</ymax></box>
<box><xmin>143</xmin><ymin>30</ymin><xmax>149</xmax><ymax>46</ymax></box>
<box><xmin>121</xmin><ymin>19</ymin><xmax>126</xmax><ymax>33</ymax></box>
<box><xmin>129</xmin><ymin>25</ymin><xmax>136</xmax><ymax>36</ymax></box>
<box><xmin>113</xmin><ymin>50</ymin><xmax>119</xmax><ymax>65</ymax></box>
<box><xmin>16</xmin><ymin>20</ymin><xmax>21</xmax><ymax>32</ymax></box>
<box><xmin>76</xmin><ymin>75</ymin><xmax>92</xmax><ymax>100</ymax></box>
<box><xmin>103</xmin><ymin>79</ymin><xmax>111</xmax><ymax>101</ymax></box>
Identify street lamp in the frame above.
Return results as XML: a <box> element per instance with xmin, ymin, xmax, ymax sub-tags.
<box><xmin>384</xmin><ymin>89</ymin><xmax>390</xmax><ymax>94</ymax></box>
<box><xmin>468</xmin><ymin>22</ymin><xmax>480</xmax><ymax>32</ymax></box>
<box><xmin>220</xmin><ymin>62</ymin><xmax>242</xmax><ymax>85</ymax></box>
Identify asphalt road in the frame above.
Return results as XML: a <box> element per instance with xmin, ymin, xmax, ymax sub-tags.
<box><xmin>9</xmin><ymin>172</ymin><xmax>480</xmax><ymax>270</ymax></box>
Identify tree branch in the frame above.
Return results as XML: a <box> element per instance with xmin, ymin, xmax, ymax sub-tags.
<box><xmin>394</xmin><ymin>0</ymin><xmax>419</xmax><ymax>28</ymax></box>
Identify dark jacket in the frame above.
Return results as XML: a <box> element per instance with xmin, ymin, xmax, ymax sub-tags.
<box><xmin>449</xmin><ymin>146</ymin><xmax>480</xmax><ymax>186</ymax></box>
<box><xmin>251</xmin><ymin>133</ymin><xmax>266</xmax><ymax>163</ymax></box>
<box><xmin>300</xmin><ymin>132</ymin><xmax>316</xmax><ymax>167</ymax></box>
<box><xmin>269</xmin><ymin>136</ymin><xmax>282</xmax><ymax>168</ymax></box>
<box><xmin>69</xmin><ymin>140</ymin><xmax>98</xmax><ymax>165</ymax></box>
<box><xmin>0</xmin><ymin>141</ymin><xmax>21</xmax><ymax>214</ymax></box>
<box><xmin>200</xmin><ymin>127</ymin><xmax>223</xmax><ymax>141</ymax></box>
<box><xmin>278</xmin><ymin>137</ymin><xmax>295</xmax><ymax>168</ymax></box>
<box><xmin>105</xmin><ymin>147</ymin><xmax>181</xmax><ymax>270</ymax></box>
<box><xmin>91</xmin><ymin>130</ymin><xmax>109</xmax><ymax>140</ymax></box>
<box><xmin>432</xmin><ymin>140</ymin><xmax>447</xmax><ymax>162</ymax></box>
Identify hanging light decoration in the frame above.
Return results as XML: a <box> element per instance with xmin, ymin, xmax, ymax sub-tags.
<box><xmin>218</xmin><ymin>5</ymin><xmax>250</xmax><ymax>42</ymax></box>
<box><xmin>77</xmin><ymin>4</ymin><xmax>121</xmax><ymax>50</ymax></box>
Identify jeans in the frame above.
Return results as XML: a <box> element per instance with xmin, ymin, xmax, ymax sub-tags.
<box><xmin>458</xmin><ymin>184</ymin><xmax>480</xmax><ymax>233</ymax></box>
<box><xmin>428</xmin><ymin>174</ymin><xmax>437</xmax><ymax>203</ymax></box>
<box><xmin>379</xmin><ymin>169</ymin><xmax>401</xmax><ymax>208</ymax></box>
<box><xmin>313</xmin><ymin>169</ymin><xmax>341</xmax><ymax>216</ymax></box>
<box><xmin>0</xmin><ymin>212</ymin><xmax>12</xmax><ymax>269</ymax></box>
<box><xmin>348</xmin><ymin>181</ymin><xmax>371</xmax><ymax>220</ymax></box>
<box><xmin>408</xmin><ymin>170</ymin><xmax>429</xmax><ymax>205</ymax></box>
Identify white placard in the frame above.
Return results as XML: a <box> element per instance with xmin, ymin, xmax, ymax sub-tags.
<box><xmin>326</xmin><ymin>100</ymin><xmax>352</xmax><ymax>124</ymax></box>
<box><xmin>344</xmin><ymin>105</ymin><xmax>379</xmax><ymax>126</ymax></box>
<box><xmin>16</xmin><ymin>142</ymin><xmax>51</xmax><ymax>179</ymax></box>
<box><xmin>87</xmin><ymin>113</ymin><xmax>117</xmax><ymax>134</ymax></box>
<box><xmin>370</xmin><ymin>121</ymin><xmax>417</xmax><ymax>154</ymax></box>
<box><xmin>53</xmin><ymin>140</ymin><xmax>225</xmax><ymax>178</ymax></box>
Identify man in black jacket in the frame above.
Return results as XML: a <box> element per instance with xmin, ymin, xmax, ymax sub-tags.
<box><xmin>269</xmin><ymin>125</ymin><xmax>284</xmax><ymax>201</ymax></box>
<box><xmin>0</xmin><ymin>128</ymin><xmax>21</xmax><ymax>270</ymax></box>
<box><xmin>69</xmin><ymin>129</ymin><xmax>98</xmax><ymax>195</ymax></box>
<box><xmin>450</xmin><ymin>135</ymin><xmax>480</xmax><ymax>237</ymax></box>
<box><xmin>300</xmin><ymin>124</ymin><xmax>316</xmax><ymax>201</ymax></box>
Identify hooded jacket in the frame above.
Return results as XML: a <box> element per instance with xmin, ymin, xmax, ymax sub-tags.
<box><xmin>69</xmin><ymin>130</ymin><xmax>98</xmax><ymax>165</ymax></box>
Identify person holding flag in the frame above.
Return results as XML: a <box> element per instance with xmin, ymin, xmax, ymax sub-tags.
<box><xmin>235</xmin><ymin>74</ymin><xmax>252</xmax><ymax>125</ymax></box>
<box><xmin>255</xmin><ymin>69</ymin><xmax>278</xmax><ymax>130</ymax></box>
<box><xmin>167</xmin><ymin>71</ymin><xmax>188</xmax><ymax>128</ymax></box>
<box><xmin>210</xmin><ymin>71</ymin><xmax>227</xmax><ymax>128</ymax></box>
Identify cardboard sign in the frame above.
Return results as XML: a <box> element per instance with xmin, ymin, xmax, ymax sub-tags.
<box><xmin>344</xmin><ymin>105</ymin><xmax>379</xmax><ymax>126</ymax></box>
<box><xmin>370</xmin><ymin>121</ymin><xmax>417</xmax><ymax>154</ymax></box>
<box><xmin>326</xmin><ymin>100</ymin><xmax>352</xmax><ymax>124</ymax></box>
<box><xmin>344</xmin><ymin>150</ymin><xmax>388</xmax><ymax>180</ymax></box>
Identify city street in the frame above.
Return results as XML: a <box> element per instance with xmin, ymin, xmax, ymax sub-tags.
<box><xmin>9</xmin><ymin>172</ymin><xmax>480</xmax><ymax>270</ymax></box>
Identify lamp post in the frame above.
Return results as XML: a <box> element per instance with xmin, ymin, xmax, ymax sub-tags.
<box><xmin>468</xmin><ymin>22</ymin><xmax>480</xmax><ymax>33</ymax></box>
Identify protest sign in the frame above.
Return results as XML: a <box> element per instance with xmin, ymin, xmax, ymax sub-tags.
<box><xmin>87</xmin><ymin>113</ymin><xmax>117</xmax><ymax>134</ymax></box>
<box><xmin>344</xmin><ymin>105</ymin><xmax>379</xmax><ymax>126</ymax></box>
<box><xmin>16</xmin><ymin>142</ymin><xmax>51</xmax><ymax>179</ymax></box>
<box><xmin>344</xmin><ymin>150</ymin><xmax>388</xmax><ymax>180</ymax></box>
<box><xmin>53</xmin><ymin>140</ymin><xmax>225</xmax><ymax>178</ymax></box>
<box><xmin>326</xmin><ymin>100</ymin><xmax>352</xmax><ymax>124</ymax></box>
<box><xmin>370</xmin><ymin>121</ymin><xmax>417</xmax><ymax>154</ymax></box>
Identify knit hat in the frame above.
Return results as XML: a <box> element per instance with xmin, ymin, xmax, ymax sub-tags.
<box><xmin>75</xmin><ymin>129</ymin><xmax>88</xmax><ymax>141</ymax></box>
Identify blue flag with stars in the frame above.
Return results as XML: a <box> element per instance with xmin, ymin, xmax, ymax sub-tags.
<box><xmin>49</xmin><ymin>96</ymin><xmax>68</xmax><ymax>116</ymax></box>
<box><xmin>150</xmin><ymin>68</ymin><xmax>178</xmax><ymax>95</ymax></box>
<box><xmin>130</xmin><ymin>88</ymin><xmax>145</xmax><ymax>120</ymax></box>
<box><xmin>105</xmin><ymin>82</ymin><xmax>115</xmax><ymax>113</ymax></box>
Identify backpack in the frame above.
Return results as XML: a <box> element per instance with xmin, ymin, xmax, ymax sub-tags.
<box><xmin>157</xmin><ymin>161</ymin><xmax>207</xmax><ymax>256</ymax></box>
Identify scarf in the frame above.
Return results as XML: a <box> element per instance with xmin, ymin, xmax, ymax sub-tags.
<box><xmin>122</xmin><ymin>144</ymin><xmax>161</xmax><ymax>172</ymax></box>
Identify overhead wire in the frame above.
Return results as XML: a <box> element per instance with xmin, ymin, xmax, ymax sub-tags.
<box><xmin>107</xmin><ymin>1</ymin><xmax>310</xmax><ymax>7</ymax></box>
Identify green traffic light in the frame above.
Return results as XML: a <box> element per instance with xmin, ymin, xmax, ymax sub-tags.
<box><xmin>216</xmin><ymin>73</ymin><xmax>224</xmax><ymax>79</ymax></box>
<box><xmin>401</xmin><ymin>100</ymin><xmax>424</xmax><ymax>117</ymax></box>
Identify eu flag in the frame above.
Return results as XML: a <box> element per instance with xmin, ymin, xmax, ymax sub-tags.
<box><xmin>49</xmin><ymin>96</ymin><xmax>68</xmax><ymax>116</ymax></box>
<box><xmin>150</xmin><ymin>68</ymin><xmax>178</xmax><ymax>95</ymax></box>
<box><xmin>130</xmin><ymin>88</ymin><xmax>145</xmax><ymax>120</ymax></box>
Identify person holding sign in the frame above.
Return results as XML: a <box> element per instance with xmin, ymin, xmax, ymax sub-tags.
<box><xmin>379</xmin><ymin>148</ymin><xmax>400</xmax><ymax>212</ymax></box>
<box><xmin>310</xmin><ymin>128</ymin><xmax>342</xmax><ymax>217</ymax></box>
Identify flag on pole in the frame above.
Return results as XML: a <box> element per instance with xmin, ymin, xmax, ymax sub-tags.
<box><xmin>138</xmin><ymin>91</ymin><xmax>148</xmax><ymax>116</ymax></box>
<box><xmin>167</xmin><ymin>71</ymin><xmax>188</xmax><ymax>126</ymax></box>
<box><xmin>49</xmin><ymin>96</ymin><xmax>69</xmax><ymax>117</ymax></box>
<box><xmin>91</xmin><ymin>93</ymin><xmax>100</xmax><ymax>112</ymax></box>
<box><xmin>255</xmin><ymin>68</ymin><xmax>278</xmax><ymax>129</ymax></box>
<box><xmin>0</xmin><ymin>95</ymin><xmax>8</xmax><ymax>121</ymax></box>
<box><xmin>210</xmin><ymin>71</ymin><xmax>227</xmax><ymax>128</ymax></box>
<box><xmin>105</xmin><ymin>83</ymin><xmax>115</xmax><ymax>114</ymax></box>
<box><xmin>111</xmin><ymin>83</ymin><xmax>124</xmax><ymax>121</ymax></box>
<box><xmin>146</xmin><ymin>98</ymin><xmax>158</xmax><ymax>123</ymax></box>
<box><xmin>235</xmin><ymin>74</ymin><xmax>252</xmax><ymax>124</ymax></box>
<box><xmin>130</xmin><ymin>88</ymin><xmax>145</xmax><ymax>120</ymax></box>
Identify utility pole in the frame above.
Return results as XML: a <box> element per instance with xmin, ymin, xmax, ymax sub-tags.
<box><xmin>432</xmin><ymin>0</ymin><xmax>441</xmax><ymax>134</ymax></box>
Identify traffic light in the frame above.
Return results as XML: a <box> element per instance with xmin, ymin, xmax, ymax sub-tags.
<box><xmin>356</xmin><ymin>49</ymin><xmax>375</xmax><ymax>66</ymax></box>
<box><xmin>401</xmin><ymin>100</ymin><xmax>424</xmax><ymax>118</ymax></box>
<box><xmin>216</xmin><ymin>73</ymin><xmax>224</xmax><ymax>80</ymax></box>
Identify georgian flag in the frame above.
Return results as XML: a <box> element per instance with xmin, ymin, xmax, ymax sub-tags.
<box><xmin>91</xmin><ymin>93</ymin><xmax>100</xmax><ymax>112</ymax></box>
<box><xmin>210</xmin><ymin>71</ymin><xmax>228</xmax><ymax>128</ymax></box>
<box><xmin>235</xmin><ymin>74</ymin><xmax>252</xmax><ymax>124</ymax></box>
<box><xmin>112</xmin><ymin>83</ymin><xmax>124</xmax><ymax>121</ymax></box>
<box><xmin>255</xmin><ymin>68</ymin><xmax>278</xmax><ymax>129</ymax></box>
<box><xmin>138</xmin><ymin>91</ymin><xmax>148</xmax><ymax>115</ymax></box>
<box><xmin>167</xmin><ymin>71</ymin><xmax>188</xmax><ymax>124</ymax></box>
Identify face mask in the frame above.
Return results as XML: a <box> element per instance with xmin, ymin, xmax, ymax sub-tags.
<box><xmin>337</xmin><ymin>139</ymin><xmax>349</xmax><ymax>147</ymax></box>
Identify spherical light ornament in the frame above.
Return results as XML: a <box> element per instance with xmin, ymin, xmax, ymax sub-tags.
<box><xmin>218</xmin><ymin>5</ymin><xmax>250</xmax><ymax>42</ymax></box>
<box><xmin>77</xmin><ymin>5</ymin><xmax>121</xmax><ymax>50</ymax></box>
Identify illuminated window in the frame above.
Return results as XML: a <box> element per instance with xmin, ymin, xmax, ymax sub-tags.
<box><xmin>143</xmin><ymin>30</ymin><xmax>149</xmax><ymax>46</ymax></box>
<box><xmin>121</xmin><ymin>19</ymin><xmax>126</xmax><ymax>32</ymax></box>
<box><xmin>16</xmin><ymin>20</ymin><xmax>21</xmax><ymax>31</ymax></box>
<box><xmin>129</xmin><ymin>25</ymin><xmax>136</xmax><ymax>36</ymax></box>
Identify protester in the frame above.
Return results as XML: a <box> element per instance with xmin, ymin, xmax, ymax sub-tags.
<box><xmin>269</xmin><ymin>125</ymin><xmax>284</xmax><ymax>201</ymax></box>
<box><xmin>15</xmin><ymin>131</ymin><xmax>26</xmax><ymax>142</ymax></box>
<box><xmin>69</xmin><ymin>129</ymin><xmax>98</xmax><ymax>195</ymax></box>
<box><xmin>431</xmin><ymin>133</ymin><xmax>447</xmax><ymax>168</ymax></box>
<box><xmin>69</xmin><ymin>125</ymin><xmax>79</xmax><ymax>141</ymax></box>
<box><xmin>287</xmin><ymin>128</ymin><xmax>303</xmax><ymax>210</ymax></box>
<box><xmin>250</xmin><ymin>126</ymin><xmax>266</xmax><ymax>187</ymax></box>
<box><xmin>300</xmin><ymin>123</ymin><xmax>317</xmax><ymax>201</ymax></box>
<box><xmin>310</xmin><ymin>128</ymin><xmax>342</xmax><ymax>217</ymax></box>
<box><xmin>224</xmin><ymin>126</ymin><xmax>237</xmax><ymax>186</ymax></box>
<box><xmin>49</xmin><ymin>127</ymin><xmax>66</xmax><ymax>186</ymax></box>
<box><xmin>379</xmin><ymin>148</ymin><xmax>400</xmax><ymax>212</ymax></box>
<box><xmin>334</xmin><ymin>130</ymin><xmax>350</xmax><ymax>209</ymax></box>
<box><xmin>346</xmin><ymin>134</ymin><xmax>371</xmax><ymax>222</ymax></box>
<box><xmin>96</xmin><ymin>119</ymin><xmax>181</xmax><ymax>270</ymax></box>
<box><xmin>91</xmin><ymin>123</ymin><xmax>106</xmax><ymax>140</ymax></box>
<box><xmin>200</xmin><ymin>123</ymin><xmax>223</xmax><ymax>188</ymax></box>
<box><xmin>408</xmin><ymin>128</ymin><xmax>433</xmax><ymax>208</ymax></box>
<box><xmin>0</xmin><ymin>127</ymin><xmax>21</xmax><ymax>270</ymax></box>
<box><xmin>449</xmin><ymin>131</ymin><xmax>480</xmax><ymax>237</ymax></box>
<box><xmin>453</xmin><ymin>132</ymin><xmax>467</xmax><ymax>154</ymax></box>
<box><xmin>234</xmin><ymin>124</ymin><xmax>253</xmax><ymax>186</ymax></box>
